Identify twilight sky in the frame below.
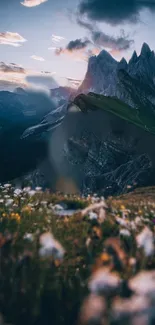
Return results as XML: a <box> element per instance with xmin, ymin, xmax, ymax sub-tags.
<box><xmin>0</xmin><ymin>0</ymin><xmax>155</xmax><ymax>90</ymax></box>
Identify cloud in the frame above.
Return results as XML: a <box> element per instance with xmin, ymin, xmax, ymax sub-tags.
<box><xmin>91</xmin><ymin>29</ymin><xmax>134</xmax><ymax>51</ymax></box>
<box><xmin>77</xmin><ymin>18</ymin><xmax>134</xmax><ymax>53</ymax></box>
<box><xmin>53</xmin><ymin>38</ymin><xmax>91</xmax><ymax>58</ymax></box>
<box><xmin>0</xmin><ymin>62</ymin><xmax>26</xmax><ymax>74</ymax></box>
<box><xmin>41</xmin><ymin>71</ymin><xmax>56</xmax><ymax>74</ymax></box>
<box><xmin>31</xmin><ymin>55</ymin><xmax>45</xmax><ymax>61</ymax></box>
<box><xmin>66</xmin><ymin>77</ymin><xmax>82</xmax><ymax>88</ymax></box>
<box><xmin>51</xmin><ymin>34</ymin><xmax>66</xmax><ymax>43</ymax></box>
<box><xmin>66</xmin><ymin>38</ymin><xmax>91</xmax><ymax>51</ymax></box>
<box><xmin>26</xmin><ymin>74</ymin><xmax>59</xmax><ymax>89</ymax></box>
<box><xmin>21</xmin><ymin>0</ymin><xmax>47</xmax><ymax>7</ymax></box>
<box><xmin>78</xmin><ymin>0</ymin><xmax>155</xmax><ymax>25</ymax></box>
<box><xmin>0</xmin><ymin>32</ymin><xmax>26</xmax><ymax>47</ymax></box>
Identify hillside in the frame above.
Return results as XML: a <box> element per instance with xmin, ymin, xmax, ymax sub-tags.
<box><xmin>49</xmin><ymin>93</ymin><xmax>155</xmax><ymax>195</ymax></box>
<box><xmin>73</xmin><ymin>92</ymin><xmax>155</xmax><ymax>135</ymax></box>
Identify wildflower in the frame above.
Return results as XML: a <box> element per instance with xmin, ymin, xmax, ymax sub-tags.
<box><xmin>116</xmin><ymin>217</ymin><xmax>129</xmax><ymax>228</ymax></box>
<box><xmin>5</xmin><ymin>199</ymin><xmax>14</xmax><ymax>206</ymax></box>
<box><xmin>23</xmin><ymin>233</ymin><xmax>33</xmax><ymax>241</ymax></box>
<box><xmin>120</xmin><ymin>229</ymin><xmax>131</xmax><ymax>237</ymax></box>
<box><xmin>28</xmin><ymin>190</ymin><xmax>36</xmax><ymax>196</ymax></box>
<box><xmin>11</xmin><ymin>213</ymin><xmax>21</xmax><ymax>222</ymax></box>
<box><xmin>98</xmin><ymin>208</ymin><xmax>106</xmax><ymax>223</ymax></box>
<box><xmin>135</xmin><ymin>216</ymin><xmax>142</xmax><ymax>225</ymax></box>
<box><xmin>23</xmin><ymin>187</ymin><xmax>31</xmax><ymax>192</ymax></box>
<box><xmin>112</xmin><ymin>295</ymin><xmax>150</xmax><ymax>324</ymax></box>
<box><xmin>40</xmin><ymin>201</ymin><xmax>47</xmax><ymax>206</ymax></box>
<box><xmin>89</xmin><ymin>211</ymin><xmax>98</xmax><ymax>220</ymax></box>
<box><xmin>0</xmin><ymin>199</ymin><xmax>4</xmax><ymax>203</ymax></box>
<box><xmin>129</xmin><ymin>221</ymin><xmax>137</xmax><ymax>231</ymax></box>
<box><xmin>88</xmin><ymin>267</ymin><xmax>121</xmax><ymax>295</ymax></box>
<box><xmin>22</xmin><ymin>206</ymin><xmax>32</xmax><ymax>213</ymax></box>
<box><xmin>136</xmin><ymin>227</ymin><xmax>154</xmax><ymax>256</ymax></box>
<box><xmin>35</xmin><ymin>187</ymin><xmax>42</xmax><ymax>191</ymax></box>
<box><xmin>81</xmin><ymin>201</ymin><xmax>107</xmax><ymax>217</ymax></box>
<box><xmin>79</xmin><ymin>294</ymin><xmax>106</xmax><ymax>325</ymax></box>
<box><xmin>14</xmin><ymin>188</ymin><xmax>22</xmax><ymax>196</ymax></box>
<box><xmin>4</xmin><ymin>184</ymin><xmax>11</xmax><ymax>188</ymax></box>
<box><xmin>53</xmin><ymin>204</ymin><xmax>64</xmax><ymax>211</ymax></box>
<box><xmin>39</xmin><ymin>232</ymin><xmax>65</xmax><ymax>260</ymax></box>
<box><xmin>129</xmin><ymin>271</ymin><xmax>155</xmax><ymax>295</ymax></box>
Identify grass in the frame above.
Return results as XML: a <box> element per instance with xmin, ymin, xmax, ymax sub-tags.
<box><xmin>0</xmin><ymin>185</ymin><xmax>155</xmax><ymax>324</ymax></box>
<box><xmin>73</xmin><ymin>92</ymin><xmax>155</xmax><ymax>135</ymax></box>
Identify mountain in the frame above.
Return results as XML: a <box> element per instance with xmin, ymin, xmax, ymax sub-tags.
<box><xmin>50</xmin><ymin>43</ymin><xmax>155</xmax><ymax>111</ymax></box>
<box><xmin>49</xmin><ymin>93</ymin><xmax>155</xmax><ymax>196</ymax></box>
<box><xmin>77</xmin><ymin>42</ymin><xmax>155</xmax><ymax>110</ymax></box>
<box><xmin>50</xmin><ymin>86</ymin><xmax>77</xmax><ymax>106</ymax></box>
<box><xmin>0</xmin><ymin>90</ymin><xmax>64</xmax><ymax>182</ymax></box>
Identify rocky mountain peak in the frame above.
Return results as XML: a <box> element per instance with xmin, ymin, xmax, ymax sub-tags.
<box><xmin>118</xmin><ymin>57</ymin><xmax>128</xmax><ymax>70</ymax></box>
<box><xmin>129</xmin><ymin>50</ymin><xmax>138</xmax><ymax>65</ymax></box>
<box><xmin>140</xmin><ymin>42</ymin><xmax>151</xmax><ymax>57</ymax></box>
<box><xmin>97</xmin><ymin>49</ymin><xmax>117</xmax><ymax>63</ymax></box>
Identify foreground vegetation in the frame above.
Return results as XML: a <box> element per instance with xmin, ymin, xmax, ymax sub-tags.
<box><xmin>0</xmin><ymin>185</ymin><xmax>155</xmax><ymax>325</ymax></box>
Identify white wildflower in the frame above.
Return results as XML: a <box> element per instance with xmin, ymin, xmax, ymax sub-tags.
<box><xmin>129</xmin><ymin>271</ymin><xmax>155</xmax><ymax>295</ymax></box>
<box><xmin>0</xmin><ymin>199</ymin><xmax>4</xmax><ymax>203</ymax></box>
<box><xmin>4</xmin><ymin>195</ymin><xmax>10</xmax><ymax>199</ymax></box>
<box><xmin>14</xmin><ymin>188</ymin><xmax>22</xmax><ymax>196</ymax></box>
<box><xmin>81</xmin><ymin>201</ymin><xmax>107</xmax><ymax>217</ymax></box>
<box><xmin>135</xmin><ymin>216</ymin><xmax>142</xmax><ymax>225</ymax></box>
<box><xmin>112</xmin><ymin>295</ymin><xmax>150</xmax><ymax>323</ymax></box>
<box><xmin>98</xmin><ymin>208</ymin><xmax>106</xmax><ymax>223</ymax></box>
<box><xmin>120</xmin><ymin>229</ymin><xmax>131</xmax><ymax>237</ymax></box>
<box><xmin>89</xmin><ymin>211</ymin><xmax>98</xmax><ymax>220</ymax></box>
<box><xmin>41</xmin><ymin>201</ymin><xmax>47</xmax><ymax>206</ymax></box>
<box><xmin>79</xmin><ymin>294</ymin><xmax>106</xmax><ymax>325</ymax></box>
<box><xmin>35</xmin><ymin>187</ymin><xmax>42</xmax><ymax>191</ymax></box>
<box><xmin>89</xmin><ymin>267</ymin><xmax>121</xmax><ymax>294</ymax></box>
<box><xmin>28</xmin><ymin>190</ymin><xmax>36</xmax><ymax>196</ymax></box>
<box><xmin>4</xmin><ymin>184</ymin><xmax>11</xmax><ymax>188</ymax></box>
<box><xmin>39</xmin><ymin>232</ymin><xmax>65</xmax><ymax>259</ymax></box>
<box><xmin>136</xmin><ymin>227</ymin><xmax>154</xmax><ymax>256</ymax></box>
<box><xmin>53</xmin><ymin>204</ymin><xmax>64</xmax><ymax>211</ymax></box>
<box><xmin>116</xmin><ymin>217</ymin><xmax>129</xmax><ymax>228</ymax></box>
<box><xmin>129</xmin><ymin>221</ymin><xmax>137</xmax><ymax>231</ymax></box>
<box><xmin>5</xmin><ymin>199</ymin><xmax>14</xmax><ymax>206</ymax></box>
<box><xmin>23</xmin><ymin>233</ymin><xmax>34</xmax><ymax>241</ymax></box>
<box><xmin>23</xmin><ymin>187</ymin><xmax>31</xmax><ymax>192</ymax></box>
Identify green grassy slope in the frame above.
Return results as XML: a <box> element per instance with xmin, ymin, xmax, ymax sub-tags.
<box><xmin>73</xmin><ymin>92</ymin><xmax>155</xmax><ymax>135</ymax></box>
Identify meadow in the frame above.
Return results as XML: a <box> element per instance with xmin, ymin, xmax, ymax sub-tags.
<box><xmin>0</xmin><ymin>185</ymin><xmax>155</xmax><ymax>325</ymax></box>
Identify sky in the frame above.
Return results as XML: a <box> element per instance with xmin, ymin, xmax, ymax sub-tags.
<box><xmin>0</xmin><ymin>0</ymin><xmax>155</xmax><ymax>90</ymax></box>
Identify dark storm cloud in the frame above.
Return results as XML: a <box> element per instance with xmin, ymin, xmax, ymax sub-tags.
<box><xmin>77</xmin><ymin>18</ymin><xmax>134</xmax><ymax>51</ymax></box>
<box><xmin>91</xmin><ymin>30</ymin><xmax>134</xmax><ymax>51</ymax></box>
<box><xmin>54</xmin><ymin>38</ymin><xmax>91</xmax><ymax>56</ymax></box>
<box><xmin>66</xmin><ymin>38</ymin><xmax>91</xmax><ymax>51</ymax></box>
<box><xmin>0</xmin><ymin>62</ymin><xmax>26</xmax><ymax>73</ymax></box>
<box><xmin>78</xmin><ymin>0</ymin><xmax>155</xmax><ymax>25</ymax></box>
